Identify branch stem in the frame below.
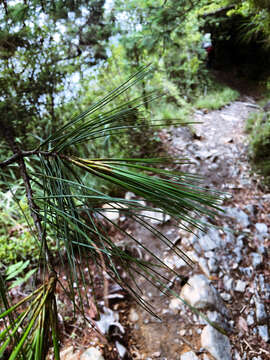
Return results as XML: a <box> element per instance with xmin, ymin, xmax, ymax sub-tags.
<box><xmin>0</xmin><ymin>125</ymin><xmax>54</xmax><ymax>269</ymax></box>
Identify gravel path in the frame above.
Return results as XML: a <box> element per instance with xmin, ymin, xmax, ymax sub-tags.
<box><xmin>125</xmin><ymin>99</ymin><xmax>270</xmax><ymax>360</ymax></box>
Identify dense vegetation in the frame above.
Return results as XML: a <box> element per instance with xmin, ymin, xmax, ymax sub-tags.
<box><xmin>1</xmin><ymin>0</ymin><xmax>270</xmax><ymax>357</ymax></box>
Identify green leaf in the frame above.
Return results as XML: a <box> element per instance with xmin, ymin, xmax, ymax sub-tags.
<box><xmin>8</xmin><ymin>269</ymin><xmax>37</xmax><ymax>289</ymax></box>
<box><xmin>6</xmin><ymin>260</ymin><xmax>30</xmax><ymax>280</ymax></box>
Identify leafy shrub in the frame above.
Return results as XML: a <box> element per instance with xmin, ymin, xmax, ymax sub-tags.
<box><xmin>0</xmin><ymin>186</ymin><xmax>60</xmax><ymax>265</ymax></box>
<box><xmin>246</xmin><ymin>110</ymin><xmax>270</xmax><ymax>183</ymax></box>
<box><xmin>194</xmin><ymin>86</ymin><xmax>239</xmax><ymax>110</ymax></box>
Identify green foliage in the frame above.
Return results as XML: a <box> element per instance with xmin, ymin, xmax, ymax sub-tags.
<box><xmin>0</xmin><ymin>0</ymin><xmax>113</xmax><ymax>148</ymax></box>
<box><xmin>195</xmin><ymin>85</ymin><xmax>239</xmax><ymax>110</ymax></box>
<box><xmin>5</xmin><ymin>261</ymin><xmax>37</xmax><ymax>290</ymax></box>
<box><xmin>246</xmin><ymin>110</ymin><xmax>270</xmax><ymax>182</ymax></box>
<box><xmin>0</xmin><ymin>186</ymin><xmax>60</xmax><ymax>265</ymax></box>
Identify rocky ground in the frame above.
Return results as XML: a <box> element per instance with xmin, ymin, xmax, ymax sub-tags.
<box><xmin>60</xmin><ymin>98</ymin><xmax>270</xmax><ymax>360</ymax></box>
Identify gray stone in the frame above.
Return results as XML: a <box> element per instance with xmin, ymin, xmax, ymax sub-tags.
<box><xmin>259</xmin><ymin>274</ymin><xmax>267</xmax><ymax>293</ymax></box>
<box><xmin>80</xmin><ymin>347</ymin><xmax>105</xmax><ymax>360</ymax></box>
<box><xmin>234</xmin><ymin>280</ymin><xmax>247</xmax><ymax>293</ymax></box>
<box><xmin>255</xmin><ymin>223</ymin><xmax>268</xmax><ymax>234</ymax></box>
<box><xmin>236</xmin><ymin>235</ymin><xmax>245</xmax><ymax>249</ymax></box>
<box><xmin>233</xmin><ymin>247</ymin><xmax>242</xmax><ymax>263</ymax></box>
<box><xmin>198</xmin><ymin>234</ymin><xmax>217</xmax><ymax>251</ymax></box>
<box><xmin>239</xmin><ymin>267</ymin><xmax>253</xmax><ymax>278</ymax></box>
<box><xmin>208</xmin><ymin>257</ymin><xmax>219</xmax><ymax>272</ymax></box>
<box><xmin>169</xmin><ymin>298</ymin><xmax>182</xmax><ymax>312</ymax></box>
<box><xmin>234</xmin><ymin>350</ymin><xmax>241</xmax><ymax>360</ymax></box>
<box><xmin>204</xmin><ymin>251</ymin><xmax>215</xmax><ymax>259</ymax></box>
<box><xmin>247</xmin><ymin>314</ymin><xmax>254</xmax><ymax>326</ymax></box>
<box><xmin>244</xmin><ymin>204</ymin><xmax>256</xmax><ymax>217</ymax></box>
<box><xmin>129</xmin><ymin>308</ymin><xmax>139</xmax><ymax>323</ymax></box>
<box><xmin>180</xmin><ymin>351</ymin><xmax>199</xmax><ymax>360</ymax></box>
<box><xmin>199</xmin><ymin>258</ymin><xmax>211</xmax><ymax>277</ymax></box>
<box><xmin>101</xmin><ymin>204</ymin><xmax>120</xmax><ymax>222</ymax></box>
<box><xmin>255</xmin><ymin>300</ymin><xmax>267</xmax><ymax>324</ymax></box>
<box><xmin>180</xmin><ymin>274</ymin><xmax>229</xmax><ymax>317</ymax></box>
<box><xmin>206</xmin><ymin>311</ymin><xmax>231</xmax><ymax>333</ymax></box>
<box><xmin>258</xmin><ymin>245</ymin><xmax>267</xmax><ymax>255</ymax></box>
<box><xmin>220</xmin><ymin>293</ymin><xmax>231</xmax><ymax>302</ymax></box>
<box><xmin>224</xmin><ymin>229</ymin><xmax>234</xmax><ymax>243</ymax></box>
<box><xmin>223</xmin><ymin>276</ymin><xmax>233</xmax><ymax>292</ymax></box>
<box><xmin>208</xmin><ymin>163</ymin><xmax>219</xmax><ymax>171</ymax></box>
<box><xmin>198</xmin><ymin>228</ymin><xmax>223</xmax><ymax>251</ymax></box>
<box><xmin>201</xmin><ymin>325</ymin><xmax>232</xmax><ymax>360</ymax></box>
<box><xmin>251</xmin><ymin>253</ymin><xmax>263</xmax><ymax>269</ymax></box>
<box><xmin>258</xmin><ymin>325</ymin><xmax>269</xmax><ymax>342</ymax></box>
<box><xmin>115</xmin><ymin>341</ymin><xmax>126</xmax><ymax>358</ymax></box>
<box><xmin>141</xmin><ymin>209</ymin><xmax>170</xmax><ymax>224</ymax></box>
<box><xmin>164</xmin><ymin>254</ymin><xmax>188</xmax><ymax>269</ymax></box>
<box><xmin>226</xmin><ymin>207</ymin><xmax>250</xmax><ymax>228</ymax></box>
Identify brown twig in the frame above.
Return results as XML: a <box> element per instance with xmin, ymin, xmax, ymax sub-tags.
<box><xmin>0</xmin><ymin>150</ymin><xmax>57</xmax><ymax>168</ymax></box>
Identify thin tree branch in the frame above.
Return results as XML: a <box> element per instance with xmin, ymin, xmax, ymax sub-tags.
<box><xmin>0</xmin><ymin>124</ymin><xmax>54</xmax><ymax>269</ymax></box>
<box><xmin>0</xmin><ymin>150</ymin><xmax>57</xmax><ymax>168</ymax></box>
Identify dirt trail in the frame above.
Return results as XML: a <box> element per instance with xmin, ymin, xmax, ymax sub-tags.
<box><xmin>124</xmin><ymin>98</ymin><xmax>270</xmax><ymax>360</ymax></box>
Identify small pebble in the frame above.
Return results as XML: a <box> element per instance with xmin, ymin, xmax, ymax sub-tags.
<box><xmin>220</xmin><ymin>292</ymin><xmax>231</xmax><ymax>302</ymax></box>
<box><xmin>255</xmin><ymin>223</ymin><xmax>268</xmax><ymax>234</ymax></box>
<box><xmin>258</xmin><ymin>325</ymin><xmax>269</xmax><ymax>342</ymax></box>
<box><xmin>208</xmin><ymin>257</ymin><xmax>219</xmax><ymax>272</ymax></box>
<box><xmin>251</xmin><ymin>253</ymin><xmax>263</xmax><ymax>269</ymax></box>
<box><xmin>180</xmin><ymin>351</ymin><xmax>199</xmax><ymax>360</ymax></box>
<box><xmin>223</xmin><ymin>276</ymin><xmax>233</xmax><ymax>292</ymax></box>
<box><xmin>129</xmin><ymin>308</ymin><xmax>139</xmax><ymax>323</ymax></box>
<box><xmin>235</xmin><ymin>280</ymin><xmax>247</xmax><ymax>293</ymax></box>
<box><xmin>247</xmin><ymin>314</ymin><xmax>254</xmax><ymax>326</ymax></box>
<box><xmin>255</xmin><ymin>300</ymin><xmax>267</xmax><ymax>324</ymax></box>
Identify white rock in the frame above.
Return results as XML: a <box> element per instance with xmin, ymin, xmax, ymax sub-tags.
<box><xmin>255</xmin><ymin>299</ymin><xmax>267</xmax><ymax>324</ymax></box>
<box><xmin>223</xmin><ymin>276</ymin><xmax>233</xmax><ymax>292</ymax></box>
<box><xmin>208</xmin><ymin>257</ymin><xmax>219</xmax><ymax>272</ymax></box>
<box><xmin>247</xmin><ymin>314</ymin><xmax>254</xmax><ymax>326</ymax></box>
<box><xmin>199</xmin><ymin>258</ymin><xmax>211</xmax><ymax>277</ymax></box>
<box><xmin>198</xmin><ymin>229</ymin><xmax>223</xmax><ymax>251</ymax></box>
<box><xmin>125</xmin><ymin>191</ymin><xmax>136</xmax><ymax>200</ymax></box>
<box><xmin>226</xmin><ymin>207</ymin><xmax>250</xmax><ymax>228</ymax></box>
<box><xmin>201</xmin><ymin>325</ymin><xmax>232</xmax><ymax>360</ymax></box>
<box><xmin>164</xmin><ymin>254</ymin><xmax>188</xmax><ymax>269</ymax></box>
<box><xmin>169</xmin><ymin>297</ymin><xmax>182</xmax><ymax>312</ymax></box>
<box><xmin>129</xmin><ymin>308</ymin><xmax>139</xmax><ymax>323</ymax></box>
<box><xmin>234</xmin><ymin>350</ymin><xmax>241</xmax><ymax>360</ymax></box>
<box><xmin>96</xmin><ymin>307</ymin><xmax>124</xmax><ymax>334</ymax></box>
<box><xmin>234</xmin><ymin>280</ymin><xmax>247</xmax><ymax>293</ymax></box>
<box><xmin>251</xmin><ymin>253</ymin><xmax>263</xmax><ymax>269</ymax></box>
<box><xmin>180</xmin><ymin>351</ymin><xmax>199</xmax><ymax>360</ymax></box>
<box><xmin>115</xmin><ymin>341</ymin><xmax>126</xmax><ymax>358</ymax></box>
<box><xmin>141</xmin><ymin>209</ymin><xmax>170</xmax><ymax>224</ymax></box>
<box><xmin>80</xmin><ymin>348</ymin><xmax>104</xmax><ymax>360</ymax></box>
<box><xmin>220</xmin><ymin>293</ymin><xmax>231</xmax><ymax>302</ymax></box>
<box><xmin>258</xmin><ymin>325</ymin><xmax>269</xmax><ymax>342</ymax></box>
<box><xmin>60</xmin><ymin>346</ymin><xmax>79</xmax><ymax>360</ymax></box>
<box><xmin>255</xmin><ymin>223</ymin><xmax>268</xmax><ymax>234</ymax></box>
<box><xmin>101</xmin><ymin>203</ymin><xmax>120</xmax><ymax>222</ymax></box>
<box><xmin>180</xmin><ymin>274</ymin><xmax>229</xmax><ymax>316</ymax></box>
